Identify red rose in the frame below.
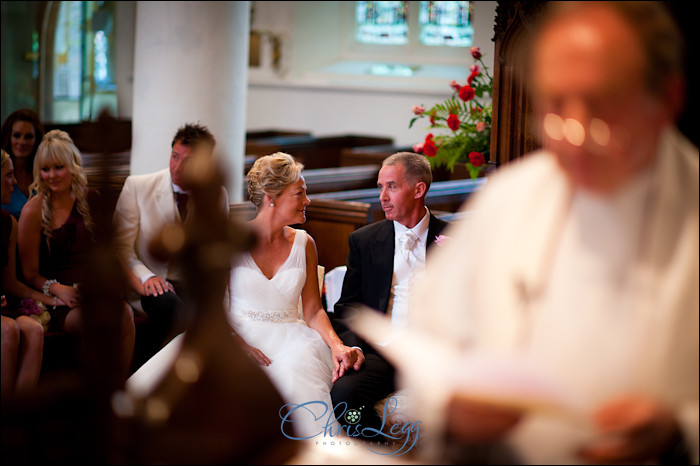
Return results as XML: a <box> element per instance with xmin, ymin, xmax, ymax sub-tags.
<box><xmin>449</xmin><ymin>80</ymin><xmax>461</xmax><ymax>92</ymax></box>
<box><xmin>468</xmin><ymin>151</ymin><xmax>485</xmax><ymax>167</ymax></box>
<box><xmin>459</xmin><ymin>85</ymin><xmax>475</xmax><ymax>101</ymax></box>
<box><xmin>470</xmin><ymin>46</ymin><xmax>482</xmax><ymax>59</ymax></box>
<box><xmin>423</xmin><ymin>135</ymin><xmax>437</xmax><ymax>157</ymax></box>
<box><xmin>447</xmin><ymin>114</ymin><xmax>460</xmax><ymax>131</ymax></box>
<box><xmin>467</xmin><ymin>68</ymin><xmax>480</xmax><ymax>87</ymax></box>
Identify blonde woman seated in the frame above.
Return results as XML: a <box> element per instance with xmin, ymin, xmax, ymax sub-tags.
<box><xmin>129</xmin><ymin>152</ymin><xmax>364</xmax><ymax>439</ymax></box>
<box><xmin>17</xmin><ymin>130</ymin><xmax>135</xmax><ymax>377</ymax></box>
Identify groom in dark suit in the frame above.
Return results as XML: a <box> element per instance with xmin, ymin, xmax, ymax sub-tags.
<box><xmin>331</xmin><ymin>151</ymin><xmax>448</xmax><ymax>439</ymax></box>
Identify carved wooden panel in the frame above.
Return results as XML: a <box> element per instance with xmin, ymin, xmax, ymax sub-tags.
<box><xmin>490</xmin><ymin>1</ymin><xmax>548</xmax><ymax>167</ymax></box>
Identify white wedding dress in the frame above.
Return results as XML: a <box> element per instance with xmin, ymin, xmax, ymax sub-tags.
<box><xmin>227</xmin><ymin>228</ymin><xmax>337</xmax><ymax>439</ymax></box>
<box><xmin>127</xmin><ymin>228</ymin><xmax>337</xmax><ymax>440</ymax></box>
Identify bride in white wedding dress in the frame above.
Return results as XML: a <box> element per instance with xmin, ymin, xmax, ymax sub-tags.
<box><xmin>229</xmin><ymin>226</ymin><xmax>338</xmax><ymax>439</ymax></box>
<box><xmin>127</xmin><ymin>152</ymin><xmax>364</xmax><ymax>440</ymax></box>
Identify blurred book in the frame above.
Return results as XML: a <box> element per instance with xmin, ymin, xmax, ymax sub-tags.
<box><xmin>347</xmin><ymin>306</ymin><xmax>589</xmax><ymax>422</ymax></box>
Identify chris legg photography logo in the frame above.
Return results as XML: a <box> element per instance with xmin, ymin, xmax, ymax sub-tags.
<box><xmin>279</xmin><ymin>396</ymin><xmax>421</xmax><ymax>456</ymax></box>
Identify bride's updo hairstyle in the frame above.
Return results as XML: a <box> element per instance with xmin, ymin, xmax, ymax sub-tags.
<box><xmin>247</xmin><ymin>152</ymin><xmax>304</xmax><ymax>208</ymax></box>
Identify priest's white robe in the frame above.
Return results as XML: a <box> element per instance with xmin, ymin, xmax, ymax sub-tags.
<box><xmin>408</xmin><ymin>127</ymin><xmax>699</xmax><ymax>464</ymax></box>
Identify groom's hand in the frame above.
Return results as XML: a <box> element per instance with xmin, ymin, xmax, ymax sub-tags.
<box><xmin>349</xmin><ymin>347</ymin><xmax>365</xmax><ymax>371</ymax></box>
<box><xmin>331</xmin><ymin>346</ymin><xmax>365</xmax><ymax>383</ymax></box>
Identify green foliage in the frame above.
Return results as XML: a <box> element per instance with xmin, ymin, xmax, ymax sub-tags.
<box><xmin>410</xmin><ymin>50</ymin><xmax>493</xmax><ymax>179</ymax></box>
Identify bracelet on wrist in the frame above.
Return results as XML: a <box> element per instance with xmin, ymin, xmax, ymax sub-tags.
<box><xmin>43</xmin><ymin>279</ymin><xmax>58</xmax><ymax>296</ymax></box>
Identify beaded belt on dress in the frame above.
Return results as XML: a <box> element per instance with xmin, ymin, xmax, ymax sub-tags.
<box><xmin>237</xmin><ymin>307</ymin><xmax>298</xmax><ymax>323</ymax></box>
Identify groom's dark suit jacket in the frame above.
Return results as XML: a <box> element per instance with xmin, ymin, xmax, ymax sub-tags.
<box><xmin>333</xmin><ymin>213</ymin><xmax>448</xmax><ymax>354</ymax></box>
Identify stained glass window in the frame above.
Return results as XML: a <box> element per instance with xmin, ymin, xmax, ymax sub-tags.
<box><xmin>94</xmin><ymin>30</ymin><xmax>110</xmax><ymax>85</ymax></box>
<box><xmin>355</xmin><ymin>1</ymin><xmax>474</xmax><ymax>48</ymax></box>
<box><xmin>53</xmin><ymin>1</ymin><xmax>83</xmax><ymax>100</ymax></box>
<box><xmin>355</xmin><ymin>1</ymin><xmax>409</xmax><ymax>45</ymax></box>
<box><xmin>419</xmin><ymin>1</ymin><xmax>473</xmax><ymax>46</ymax></box>
<box><xmin>51</xmin><ymin>1</ymin><xmax>117</xmax><ymax>121</ymax></box>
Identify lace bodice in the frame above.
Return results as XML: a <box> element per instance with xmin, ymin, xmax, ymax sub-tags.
<box><xmin>228</xmin><ymin>228</ymin><xmax>307</xmax><ymax>324</ymax></box>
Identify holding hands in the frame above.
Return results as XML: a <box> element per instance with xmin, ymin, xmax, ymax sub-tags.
<box><xmin>52</xmin><ymin>282</ymin><xmax>80</xmax><ymax>309</ymax></box>
<box><xmin>236</xmin><ymin>338</ymin><xmax>365</xmax><ymax>379</ymax></box>
<box><xmin>330</xmin><ymin>344</ymin><xmax>365</xmax><ymax>383</ymax></box>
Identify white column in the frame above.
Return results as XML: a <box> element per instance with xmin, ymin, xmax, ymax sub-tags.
<box><xmin>131</xmin><ymin>1</ymin><xmax>250</xmax><ymax>201</ymax></box>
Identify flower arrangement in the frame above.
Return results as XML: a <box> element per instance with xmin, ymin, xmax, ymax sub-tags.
<box><xmin>410</xmin><ymin>46</ymin><xmax>493</xmax><ymax>180</ymax></box>
<box><xmin>19</xmin><ymin>298</ymin><xmax>51</xmax><ymax>332</ymax></box>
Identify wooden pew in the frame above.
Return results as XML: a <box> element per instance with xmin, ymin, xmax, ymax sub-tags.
<box><xmin>340</xmin><ymin>144</ymin><xmax>412</xmax><ymax>167</ymax></box>
<box><xmin>246</xmin><ymin>129</ymin><xmax>312</xmax><ymax>140</ymax></box>
<box><xmin>227</xmin><ymin>199</ymin><xmax>474</xmax><ymax>274</ymax></box>
<box><xmin>245</xmin><ymin>134</ymin><xmax>394</xmax><ymax>169</ymax></box>
<box><xmin>44</xmin><ymin>119</ymin><xmax>132</xmax><ymax>154</ymax></box>
<box><xmin>81</xmin><ymin>150</ymin><xmax>131</xmax><ymax>215</ymax></box>
<box><xmin>308</xmin><ymin>178</ymin><xmax>487</xmax><ymax>223</ymax></box>
<box><xmin>241</xmin><ymin>164</ymin><xmax>381</xmax><ymax>198</ymax></box>
<box><xmin>431</xmin><ymin>209</ymin><xmax>472</xmax><ymax>223</ymax></box>
<box><xmin>244</xmin><ymin>130</ymin><xmax>314</xmax><ymax>170</ymax></box>
<box><xmin>245</xmin><ymin>134</ymin><xmax>316</xmax><ymax>158</ymax></box>
<box><xmin>340</xmin><ymin>143</ymin><xmax>483</xmax><ymax>181</ymax></box>
<box><xmin>244</xmin><ymin>155</ymin><xmax>257</xmax><ymax>172</ymax></box>
<box><xmin>229</xmin><ymin>178</ymin><xmax>481</xmax><ymax>270</ymax></box>
<box><xmin>301</xmin><ymin>164</ymin><xmax>380</xmax><ymax>194</ymax></box>
<box><xmin>229</xmin><ymin>202</ymin><xmax>257</xmax><ymax>222</ymax></box>
<box><xmin>229</xmin><ymin>198</ymin><xmax>372</xmax><ymax>271</ymax></box>
<box><xmin>293</xmin><ymin>198</ymin><xmax>372</xmax><ymax>270</ymax></box>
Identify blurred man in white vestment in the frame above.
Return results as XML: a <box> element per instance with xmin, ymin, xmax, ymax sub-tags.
<box><xmin>407</xmin><ymin>2</ymin><xmax>698</xmax><ymax>464</ymax></box>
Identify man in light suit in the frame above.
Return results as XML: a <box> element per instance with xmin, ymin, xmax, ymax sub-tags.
<box><xmin>331</xmin><ymin>151</ymin><xmax>448</xmax><ymax>439</ymax></box>
<box><xmin>113</xmin><ymin>123</ymin><xmax>228</xmax><ymax>369</ymax></box>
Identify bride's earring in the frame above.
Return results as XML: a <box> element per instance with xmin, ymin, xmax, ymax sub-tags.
<box><xmin>270</xmin><ymin>201</ymin><xmax>274</xmax><ymax>207</ymax></box>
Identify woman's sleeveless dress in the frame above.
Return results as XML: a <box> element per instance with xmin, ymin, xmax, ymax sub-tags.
<box><xmin>228</xmin><ymin>228</ymin><xmax>336</xmax><ymax>439</ymax></box>
<box><xmin>38</xmin><ymin>191</ymin><xmax>98</xmax><ymax>330</ymax></box>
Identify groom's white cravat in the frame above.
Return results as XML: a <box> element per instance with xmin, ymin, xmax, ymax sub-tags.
<box><xmin>399</xmin><ymin>230</ymin><xmax>419</xmax><ymax>264</ymax></box>
<box><xmin>387</xmin><ymin>210</ymin><xmax>430</xmax><ymax>332</ymax></box>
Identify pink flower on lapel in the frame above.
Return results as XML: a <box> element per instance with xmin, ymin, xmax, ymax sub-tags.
<box><xmin>434</xmin><ymin>235</ymin><xmax>450</xmax><ymax>246</ymax></box>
